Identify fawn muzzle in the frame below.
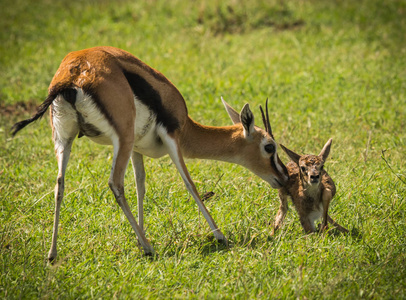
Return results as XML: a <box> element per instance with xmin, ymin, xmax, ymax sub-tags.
<box><xmin>310</xmin><ymin>174</ymin><xmax>320</xmax><ymax>184</ymax></box>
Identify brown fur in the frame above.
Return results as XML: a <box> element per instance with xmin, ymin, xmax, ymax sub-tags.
<box><xmin>12</xmin><ymin>46</ymin><xmax>290</xmax><ymax>260</ymax></box>
<box><xmin>272</xmin><ymin>139</ymin><xmax>348</xmax><ymax>234</ymax></box>
<box><xmin>49</xmin><ymin>46</ymin><xmax>187</xmax><ymax>136</ymax></box>
<box><xmin>47</xmin><ymin>47</ymin><xmax>287</xmax><ymax>183</ymax></box>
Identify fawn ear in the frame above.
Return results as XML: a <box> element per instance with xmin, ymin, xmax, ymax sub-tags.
<box><xmin>221</xmin><ymin>97</ymin><xmax>240</xmax><ymax>124</ymax></box>
<box><xmin>319</xmin><ymin>138</ymin><xmax>332</xmax><ymax>161</ymax></box>
<box><xmin>280</xmin><ymin>144</ymin><xmax>301</xmax><ymax>165</ymax></box>
<box><xmin>240</xmin><ymin>103</ymin><xmax>255</xmax><ymax>137</ymax></box>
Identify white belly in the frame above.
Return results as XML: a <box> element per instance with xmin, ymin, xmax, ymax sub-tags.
<box><xmin>58</xmin><ymin>89</ymin><xmax>168</xmax><ymax>158</ymax></box>
<box><xmin>132</xmin><ymin>98</ymin><xmax>167</xmax><ymax>158</ymax></box>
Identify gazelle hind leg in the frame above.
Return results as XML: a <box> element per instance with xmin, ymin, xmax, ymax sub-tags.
<box><xmin>48</xmin><ymin>97</ymin><xmax>79</xmax><ymax>263</ymax></box>
<box><xmin>48</xmin><ymin>137</ymin><xmax>75</xmax><ymax>263</ymax></box>
<box><xmin>131</xmin><ymin>152</ymin><xmax>146</xmax><ymax>232</ymax></box>
<box><xmin>158</xmin><ymin>128</ymin><xmax>227</xmax><ymax>244</ymax></box>
<box><xmin>109</xmin><ymin>137</ymin><xmax>154</xmax><ymax>255</ymax></box>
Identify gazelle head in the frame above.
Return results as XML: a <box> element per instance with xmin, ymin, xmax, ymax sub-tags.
<box><xmin>280</xmin><ymin>138</ymin><xmax>332</xmax><ymax>187</ymax></box>
<box><xmin>222</xmin><ymin>98</ymin><xmax>289</xmax><ymax>189</ymax></box>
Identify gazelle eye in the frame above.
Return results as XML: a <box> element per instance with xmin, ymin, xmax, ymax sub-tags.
<box><xmin>264</xmin><ymin>144</ymin><xmax>275</xmax><ymax>153</ymax></box>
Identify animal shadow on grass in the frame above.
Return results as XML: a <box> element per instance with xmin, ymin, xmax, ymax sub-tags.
<box><xmin>156</xmin><ymin>231</ymin><xmax>230</xmax><ymax>258</ymax></box>
<box><xmin>320</xmin><ymin>223</ymin><xmax>362</xmax><ymax>239</ymax></box>
<box><xmin>348</xmin><ymin>227</ymin><xmax>363</xmax><ymax>240</ymax></box>
<box><xmin>267</xmin><ymin>221</ymin><xmax>362</xmax><ymax>241</ymax></box>
<box><xmin>198</xmin><ymin>237</ymin><xmax>231</xmax><ymax>256</ymax></box>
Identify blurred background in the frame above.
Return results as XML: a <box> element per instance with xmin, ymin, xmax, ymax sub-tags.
<box><xmin>1</xmin><ymin>0</ymin><xmax>405</xmax><ymax>298</ymax></box>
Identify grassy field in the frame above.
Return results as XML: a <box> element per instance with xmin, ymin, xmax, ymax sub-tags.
<box><xmin>1</xmin><ymin>0</ymin><xmax>405</xmax><ymax>298</ymax></box>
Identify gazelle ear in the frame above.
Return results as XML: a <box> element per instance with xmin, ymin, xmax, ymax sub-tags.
<box><xmin>318</xmin><ymin>138</ymin><xmax>332</xmax><ymax>161</ymax></box>
<box><xmin>280</xmin><ymin>144</ymin><xmax>301</xmax><ymax>165</ymax></box>
<box><xmin>240</xmin><ymin>103</ymin><xmax>255</xmax><ymax>137</ymax></box>
<box><xmin>221</xmin><ymin>97</ymin><xmax>241</xmax><ymax>124</ymax></box>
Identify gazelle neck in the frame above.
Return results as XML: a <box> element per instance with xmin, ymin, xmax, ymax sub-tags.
<box><xmin>179</xmin><ymin>117</ymin><xmax>245</xmax><ymax>164</ymax></box>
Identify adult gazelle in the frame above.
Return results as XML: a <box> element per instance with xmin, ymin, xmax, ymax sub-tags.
<box><xmin>12</xmin><ymin>46</ymin><xmax>288</xmax><ymax>261</ymax></box>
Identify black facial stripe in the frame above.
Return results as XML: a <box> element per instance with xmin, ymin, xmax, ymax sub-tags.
<box><xmin>123</xmin><ymin>71</ymin><xmax>180</xmax><ymax>133</ymax></box>
<box><xmin>270</xmin><ymin>153</ymin><xmax>282</xmax><ymax>177</ymax></box>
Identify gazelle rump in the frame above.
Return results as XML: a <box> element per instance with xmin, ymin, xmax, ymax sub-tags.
<box><xmin>272</xmin><ymin>139</ymin><xmax>348</xmax><ymax>234</ymax></box>
<box><xmin>11</xmin><ymin>46</ymin><xmax>288</xmax><ymax>261</ymax></box>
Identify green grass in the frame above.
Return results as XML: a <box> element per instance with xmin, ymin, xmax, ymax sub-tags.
<box><xmin>1</xmin><ymin>0</ymin><xmax>405</xmax><ymax>298</ymax></box>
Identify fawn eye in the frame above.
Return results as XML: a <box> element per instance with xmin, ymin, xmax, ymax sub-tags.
<box><xmin>300</xmin><ymin>166</ymin><xmax>306</xmax><ymax>173</ymax></box>
<box><xmin>264</xmin><ymin>144</ymin><xmax>275</xmax><ymax>153</ymax></box>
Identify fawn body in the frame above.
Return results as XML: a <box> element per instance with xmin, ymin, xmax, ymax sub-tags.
<box><xmin>273</xmin><ymin>139</ymin><xmax>348</xmax><ymax>234</ymax></box>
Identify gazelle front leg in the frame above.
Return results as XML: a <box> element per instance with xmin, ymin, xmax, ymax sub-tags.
<box><xmin>48</xmin><ymin>138</ymin><xmax>74</xmax><ymax>263</ymax></box>
<box><xmin>131</xmin><ymin>152</ymin><xmax>146</xmax><ymax>232</ymax></box>
<box><xmin>158</xmin><ymin>128</ymin><xmax>227</xmax><ymax>245</ymax></box>
<box><xmin>109</xmin><ymin>137</ymin><xmax>154</xmax><ymax>255</ymax></box>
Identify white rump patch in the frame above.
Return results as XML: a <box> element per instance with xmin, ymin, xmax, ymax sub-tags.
<box><xmin>74</xmin><ymin>89</ymin><xmax>117</xmax><ymax>145</ymax></box>
<box><xmin>52</xmin><ymin>95</ymin><xmax>79</xmax><ymax>144</ymax></box>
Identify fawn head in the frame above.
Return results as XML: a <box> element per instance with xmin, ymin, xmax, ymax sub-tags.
<box><xmin>280</xmin><ymin>139</ymin><xmax>332</xmax><ymax>187</ymax></box>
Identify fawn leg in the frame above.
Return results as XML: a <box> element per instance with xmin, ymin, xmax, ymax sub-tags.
<box><xmin>299</xmin><ymin>215</ymin><xmax>317</xmax><ymax>233</ymax></box>
<box><xmin>272</xmin><ymin>191</ymin><xmax>289</xmax><ymax>235</ymax></box>
<box><xmin>327</xmin><ymin>215</ymin><xmax>349</xmax><ymax>233</ymax></box>
<box><xmin>320</xmin><ymin>188</ymin><xmax>333</xmax><ymax>233</ymax></box>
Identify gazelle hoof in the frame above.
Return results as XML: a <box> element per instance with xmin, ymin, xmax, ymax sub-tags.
<box><xmin>143</xmin><ymin>246</ymin><xmax>155</xmax><ymax>257</ymax></box>
<box><xmin>214</xmin><ymin>233</ymin><xmax>228</xmax><ymax>246</ymax></box>
<box><xmin>48</xmin><ymin>249</ymin><xmax>57</xmax><ymax>264</ymax></box>
<box><xmin>48</xmin><ymin>255</ymin><xmax>57</xmax><ymax>264</ymax></box>
<box><xmin>219</xmin><ymin>237</ymin><xmax>228</xmax><ymax>246</ymax></box>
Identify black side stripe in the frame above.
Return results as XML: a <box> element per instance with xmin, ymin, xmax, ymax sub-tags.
<box><xmin>82</xmin><ymin>86</ymin><xmax>117</xmax><ymax>133</ymax></box>
<box><xmin>123</xmin><ymin>71</ymin><xmax>180</xmax><ymax>133</ymax></box>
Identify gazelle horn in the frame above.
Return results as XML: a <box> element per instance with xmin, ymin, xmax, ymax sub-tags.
<box><xmin>259</xmin><ymin>98</ymin><xmax>274</xmax><ymax>139</ymax></box>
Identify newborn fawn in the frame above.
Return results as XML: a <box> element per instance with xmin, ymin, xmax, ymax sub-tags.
<box><xmin>272</xmin><ymin>138</ymin><xmax>348</xmax><ymax>234</ymax></box>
